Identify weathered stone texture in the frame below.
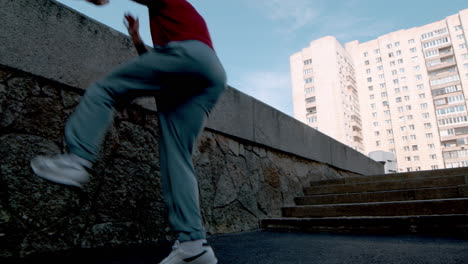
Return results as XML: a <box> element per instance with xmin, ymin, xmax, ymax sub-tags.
<box><xmin>0</xmin><ymin>66</ymin><xmax>357</xmax><ymax>259</ymax></box>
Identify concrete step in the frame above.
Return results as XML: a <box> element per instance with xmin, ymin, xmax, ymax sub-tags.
<box><xmin>260</xmin><ymin>215</ymin><xmax>468</xmax><ymax>236</ymax></box>
<box><xmin>305</xmin><ymin>175</ymin><xmax>468</xmax><ymax>195</ymax></box>
<box><xmin>282</xmin><ymin>198</ymin><xmax>468</xmax><ymax>218</ymax></box>
<box><xmin>310</xmin><ymin>167</ymin><xmax>468</xmax><ymax>186</ymax></box>
<box><xmin>296</xmin><ymin>185</ymin><xmax>468</xmax><ymax>205</ymax></box>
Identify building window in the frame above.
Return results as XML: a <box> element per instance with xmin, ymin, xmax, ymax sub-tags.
<box><xmin>412</xmin><ymin>145</ymin><xmax>419</xmax><ymax>151</ymax></box>
<box><xmin>396</xmin><ymin>97</ymin><xmax>402</xmax><ymax>103</ymax></box>
<box><xmin>376</xmin><ymin>57</ymin><xmax>382</xmax><ymax>63</ymax></box>
<box><xmin>424</xmin><ymin>123</ymin><xmax>432</xmax><ymax>129</ymax></box>
<box><xmin>405</xmin><ymin>157</ymin><xmax>411</xmax><ymax>161</ymax></box>
<box><xmin>398</xmin><ymin>59</ymin><xmax>404</xmax><ymax>64</ymax></box>
<box><xmin>430</xmin><ymin>154</ymin><xmax>437</xmax><ymax>159</ymax></box>
<box><xmin>305</xmin><ymin>77</ymin><xmax>314</xmax><ymax>84</ymax></box>
<box><xmin>304</xmin><ymin>69</ymin><xmax>313</xmax><ymax>74</ymax></box>
<box><xmin>407</xmin><ymin>115</ymin><xmax>413</xmax><ymax>120</ymax></box>
<box><xmin>379</xmin><ymin>74</ymin><xmax>385</xmax><ymax>79</ymax></box>
<box><xmin>460</xmin><ymin>43</ymin><xmax>467</xmax><ymax>49</ymax></box>
<box><xmin>381</xmin><ymin>92</ymin><xmax>388</xmax><ymax>97</ymax></box>
<box><xmin>304</xmin><ymin>59</ymin><xmax>313</xmax><ymax>65</ymax></box>
<box><xmin>305</xmin><ymin>97</ymin><xmax>316</xmax><ymax>104</ymax></box>
<box><xmin>404</xmin><ymin>96</ymin><xmax>410</xmax><ymax>101</ymax></box>
<box><xmin>410</xmin><ymin>135</ymin><xmax>417</xmax><ymax>140</ymax></box>
<box><xmin>370</xmin><ymin>94</ymin><xmax>375</xmax><ymax>99</ymax></box>
<box><xmin>419</xmin><ymin>93</ymin><xmax>426</xmax><ymax>99</ymax></box>
<box><xmin>399</xmin><ymin>68</ymin><xmax>405</xmax><ymax>73</ymax></box>
<box><xmin>420</xmin><ymin>103</ymin><xmax>428</xmax><ymax>109</ymax></box>
<box><xmin>365</xmin><ymin>60</ymin><xmax>370</xmax><ymax>65</ymax></box>
<box><xmin>377</xmin><ymin>65</ymin><xmax>383</xmax><ymax>71</ymax></box>
<box><xmin>395</xmin><ymin>42</ymin><xmax>400</xmax><ymax>47</ymax></box>
<box><xmin>402</xmin><ymin>136</ymin><xmax>408</xmax><ymax>141</ymax></box>
<box><xmin>457</xmin><ymin>34</ymin><xmax>465</xmax><ymax>40</ymax></box>
<box><xmin>462</xmin><ymin>53</ymin><xmax>468</xmax><ymax>60</ymax></box>
<box><xmin>416</xmin><ymin>74</ymin><xmax>423</xmax><ymax>80</ymax></box>
<box><xmin>376</xmin><ymin>140</ymin><xmax>380</xmax><ymax>146</ymax></box>
<box><xmin>375</xmin><ymin>131</ymin><xmax>380</xmax><ymax>136</ymax></box>
<box><xmin>422</xmin><ymin>113</ymin><xmax>430</xmax><ymax>118</ymax></box>
<box><xmin>304</xmin><ymin>87</ymin><xmax>315</xmax><ymax>94</ymax></box>
<box><xmin>417</xmin><ymin>84</ymin><xmax>424</xmax><ymax>90</ymax></box>
<box><xmin>410</xmin><ymin>47</ymin><xmax>417</xmax><ymax>53</ymax></box>
<box><xmin>375</xmin><ymin>49</ymin><xmax>380</xmax><ymax>54</ymax></box>
<box><xmin>428</xmin><ymin>144</ymin><xmax>435</xmax><ymax>149</ymax></box>
<box><xmin>409</xmin><ymin>39</ymin><xmax>415</xmax><ymax>44</ymax></box>
<box><xmin>369</xmin><ymin>86</ymin><xmax>374</xmax><ymax>91</ymax></box>
<box><xmin>431</xmin><ymin>165</ymin><xmax>438</xmax><ymax>170</ymax></box>
<box><xmin>363</xmin><ymin>52</ymin><xmax>369</xmax><ymax>57</ymax></box>
<box><xmin>380</xmin><ymin>83</ymin><xmax>386</xmax><ymax>88</ymax></box>
<box><xmin>366</xmin><ymin>68</ymin><xmax>371</xmax><ymax>74</ymax></box>
<box><xmin>409</xmin><ymin>124</ymin><xmax>415</xmax><ymax>130</ymax></box>
<box><xmin>371</xmin><ymin>103</ymin><xmax>376</xmax><ymax>109</ymax></box>
<box><xmin>455</xmin><ymin>25</ymin><xmax>463</xmax><ymax>31</ymax></box>
<box><xmin>404</xmin><ymin>146</ymin><xmax>410</xmax><ymax>151</ymax></box>
<box><xmin>387</xmin><ymin>44</ymin><xmax>393</xmax><ymax>49</ymax></box>
<box><xmin>395</xmin><ymin>88</ymin><xmax>401</xmax><ymax>93</ymax></box>
<box><xmin>426</xmin><ymin>133</ymin><xmax>433</xmax><ymax>138</ymax></box>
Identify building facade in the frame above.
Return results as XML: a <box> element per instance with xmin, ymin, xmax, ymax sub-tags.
<box><xmin>291</xmin><ymin>9</ymin><xmax>468</xmax><ymax>172</ymax></box>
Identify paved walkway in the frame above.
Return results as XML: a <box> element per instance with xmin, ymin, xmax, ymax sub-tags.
<box><xmin>27</xmin><ymin>230</ymin><xmax>468</xmax><ymax>264</ymax></box>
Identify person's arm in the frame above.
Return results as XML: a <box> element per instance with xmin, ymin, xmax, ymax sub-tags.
<box><xmin>124</xmin><ymin>14</ymin><xmax>148</xmax><ymax>55</ymax></box>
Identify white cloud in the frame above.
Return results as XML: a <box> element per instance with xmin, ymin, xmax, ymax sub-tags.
<box><xmin>244</xmin><ymin>0</ymin><xmax>321</xmax><ymax>32</ymax></box>
<box><xmin>237</xmin><ymin>70</ymin><xmax>293</xmax><ymax>116</ymax></box>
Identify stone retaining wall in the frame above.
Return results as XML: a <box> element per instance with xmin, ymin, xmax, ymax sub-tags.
<box><xmin>0</xmin><ymin>65</ymin><xmax>363</xmax><ymax>258</ymax></box>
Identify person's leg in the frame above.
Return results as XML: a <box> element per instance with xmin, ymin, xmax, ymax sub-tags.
<box><xmin>156</xmin><ymin>41</ymin><xmax>226</xmax><ymax>264</ymax></box>
<box><xmin>31</xmin><ymin>46</ymin><xmax>206</xmax><ymax>187</ymax></box>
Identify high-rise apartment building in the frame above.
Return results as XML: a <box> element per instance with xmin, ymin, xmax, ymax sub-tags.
<box><xmin>291</xmin><ymin>36</ymin><xmax>365</xmax><ymax>153</ymax></box>
<box><xmin>291</xmin><ymin>9</ymin><xmax>468</xmax><ymax>172</ymax></box>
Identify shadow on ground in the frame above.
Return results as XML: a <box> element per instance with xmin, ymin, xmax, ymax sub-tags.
<box><xmin>6</xmin><ymin>230</ymin><xmax>468</xmax><ymax>264</ymax></box>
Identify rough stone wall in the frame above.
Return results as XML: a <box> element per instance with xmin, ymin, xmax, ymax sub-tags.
<box><xmin>0</xmin><ymin>65</ymin><xmax>361</xmax><ymax>258</ymax></box>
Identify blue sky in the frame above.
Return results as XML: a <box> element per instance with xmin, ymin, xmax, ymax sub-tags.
<box><xmin>57</xmin><ymin>0</ymin><xmax>467</xmax><ymax>117</ymax></box>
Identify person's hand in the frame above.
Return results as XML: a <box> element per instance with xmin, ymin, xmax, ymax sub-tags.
<box><xmin>124</xmin><ymin>13</ymin><xmax>140</xmax><ymax>38</ymax></box>
<box><xmin>85</xmin><ymin>0</ymin><xmax>109</xmax><ymax>6</ymax></box>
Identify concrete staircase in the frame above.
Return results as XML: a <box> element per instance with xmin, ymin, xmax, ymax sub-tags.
<box><xmin>260</xmin><ymin>167</ymin><xmax>468</xmax><ymax>236</ymax></box>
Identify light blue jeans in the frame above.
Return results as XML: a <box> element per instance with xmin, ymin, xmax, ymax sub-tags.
<box><xmin>64</xmin><ymin>40</ymin><xmax>227</xmax><ymax>241</ymax></box>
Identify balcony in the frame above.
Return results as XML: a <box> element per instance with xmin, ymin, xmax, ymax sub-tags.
<box><xmin>426</xmin><ymin>59</ymin><xmax>457</xmax><ymax>72</ymax></box>
<box><xmin>439</xmin><ymin>47</ymin><xmax>454</xmax><ymax>58</ymax></box>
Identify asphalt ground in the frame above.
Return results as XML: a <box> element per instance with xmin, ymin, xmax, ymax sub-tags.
<box><xmin>13</xmin><ymin>230</ymin><xmax>468</xmax><ymax>264</ymax></box>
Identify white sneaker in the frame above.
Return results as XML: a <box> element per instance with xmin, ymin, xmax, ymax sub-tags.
<box><xmin>30</xmin><ymin>153</ymin><xmax>91</xmax><ymax>188</ymax></box>
<box><xmin>159</xmin><ymin>240</ymin><xmax>218</xmax><ymax>264</ymax></box>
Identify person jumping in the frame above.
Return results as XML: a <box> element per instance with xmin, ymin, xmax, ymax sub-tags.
<box><xmin>30</xmin><ymin>0</ymin><xmax>227</xmax><ymax>263</ymax></box>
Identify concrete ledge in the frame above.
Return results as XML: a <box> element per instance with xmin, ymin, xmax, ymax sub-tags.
<box><xmin>0</xmin><ymin>0</ymin><xmax>383</xmax><ymax>175</ymax></box>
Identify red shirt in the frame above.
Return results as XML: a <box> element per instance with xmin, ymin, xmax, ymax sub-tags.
<box><xmin>148</xmin><ymin>0</ymin><xmax>214</xmax><ymax>50</ymax></box>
